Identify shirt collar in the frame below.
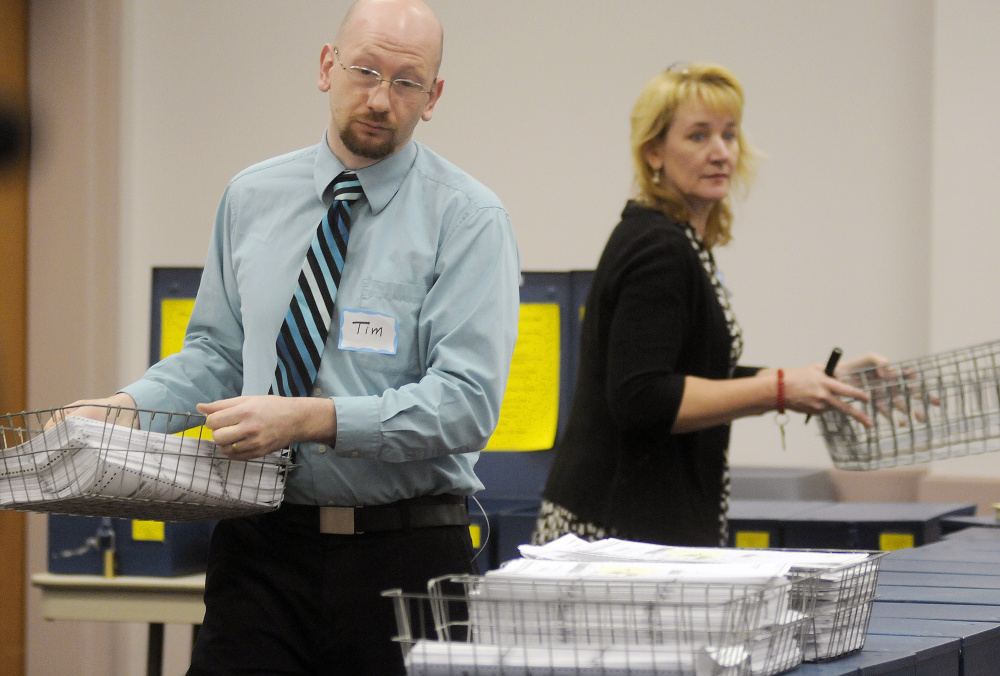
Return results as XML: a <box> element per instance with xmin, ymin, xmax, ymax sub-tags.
<box><xmin>314</xmin><ymin>131</ymin><xmax>417</xmax><ymax>214</ymax></box>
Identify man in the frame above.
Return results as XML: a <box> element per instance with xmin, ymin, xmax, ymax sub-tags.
<box><xmin>66</xmin><ymin>0</ymin><xmax>520</xmax><ymax>673</ymax></box>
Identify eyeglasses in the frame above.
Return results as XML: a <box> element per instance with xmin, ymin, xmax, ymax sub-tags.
<box><xmin>334</xmin><ymin>47</ymin><xmax>435</xmax><ymax>102</ymax></box>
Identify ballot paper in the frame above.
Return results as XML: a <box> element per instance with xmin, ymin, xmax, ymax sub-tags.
<box><xmin>476</xmin><ymin>557</ymin><xmax>792</xmax><ymax>623</ymax></box>
<box><xmin>0</xmin><ymin>416</ymin><xmax>288</xmax><ymax>519</ymax></box>
<box><xmin>748</xmin><ymin>617</ymin><xmax>805</xmax><ymax>676</ymax></box>
<box><xmin>519</xmin><ymin>534</ymin><xmax>870</xmax><ymax>571</ymax></box>
<box><xmin>518</xmin><ymin>534</ymin><xmax>880</xmax><ymax>662</ymax></box>
<box><xmin>458</xmin><ymin>556</ymin><xmax>794</xmax><ymax>676</ymax></box>
<box><xmin>478</xmin><ymin>557</ymin><xmax>792</xmax><ymax>611</ymax></box>
<box><xmin>404</xmin><ymin>640</ymin><xmax>750</xmax><ymax>676</ymax></box>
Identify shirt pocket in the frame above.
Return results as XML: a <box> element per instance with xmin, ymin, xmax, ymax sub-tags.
<box><xmin>341</xmin><ymin>278</ymin><xmax>429</xmax><ymax>378</ymax></box>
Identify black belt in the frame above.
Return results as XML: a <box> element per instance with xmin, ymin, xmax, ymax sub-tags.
<box><xmin>279</xmin><ymin>494</ymin><xmax>469</xmax><ymax>535</ymax></box>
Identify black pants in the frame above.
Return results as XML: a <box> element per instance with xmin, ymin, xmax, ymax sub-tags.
<box><xmin>186</xmin><ymin>506</ymin><xmax>477</xmax><ymax>675</ymax></box>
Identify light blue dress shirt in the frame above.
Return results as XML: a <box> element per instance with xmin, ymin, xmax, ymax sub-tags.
<box><xmin>122</xmin><ymin>134</ymin><xmax>521</xmax><ymax>506</ymax></box>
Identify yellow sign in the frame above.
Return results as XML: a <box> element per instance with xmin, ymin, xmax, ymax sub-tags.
<box><xmin>161</xmin><ymin>298</ymin><xmax>196</xmax><ymax>359</ymax></box>
<box><xmin>879</xmin><ymin>532</ymin><xmax>915</xmax><ymax>551</ymax></box>
<box><xmin>735</xmin><ymin>531</ymin><xmax>770</xmax><ymax>549</ymax></box>
<box><xmin>161</xmin><ymin>298</ymin><xmax>211</xmax><ymax>440</ymax></box>
<box><xmin>485</xmin><ymin>303</ymin><xmax>561</xmax><ymax>452</ymax></box>
<box><xmin>132</xmin><ymin>520</ymin><xmax>166</xmax><ymax>542</ymax></box>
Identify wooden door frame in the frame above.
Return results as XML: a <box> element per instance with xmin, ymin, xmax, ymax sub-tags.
<box><xmin>0</xmin><ymin>0</ymin><xmax>29</xmax><ymax>674</ymax></box>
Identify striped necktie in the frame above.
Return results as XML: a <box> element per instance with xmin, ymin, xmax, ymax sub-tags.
<box><xmin>271</xmin><ymin>170</ymin><xmax>363</xmax><ymax>397</ymax></box>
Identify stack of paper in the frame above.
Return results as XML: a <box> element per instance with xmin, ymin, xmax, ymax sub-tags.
<box><xmin>453</xmin><ymin>557</ymin><xmax>794</xmax><ymax>676</ymax></box>
<box><xmin>518</xmin><ymin>534</ymin><xmax>869</xmax><ymax>570</ymax></box>
<box><xmin>519</xmin><ymin>534</ymin><xmax>880</xmax><ymax>663</ymax></box>
<box><xmin>476</xmin><ymin>558</ymin><xmax>793</xmax><ymax>629</ymax></box>
<box><xmin>404</xmin><ymin>640</ymin><xmax>750</xmax><ymax>676</ymax></box>
<box><xmin>0</xmin><ymin>416</ymin><xmax>288</xmax><ymax>519</ymax></box>
<box><xmin>747</xmin><ymin>620</ymin><xmax>805</xmax><ymax>676</ymax></box>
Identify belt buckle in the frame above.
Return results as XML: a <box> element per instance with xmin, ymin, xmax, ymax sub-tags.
<box><xmin>319</xmin><ymin>506</ymin><xmax>360</xmax><ymax>534</ymax></box>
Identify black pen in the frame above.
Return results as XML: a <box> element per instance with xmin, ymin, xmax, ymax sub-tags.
<box><xmin>805</xmin><ymin>347</ymin><xmax>842</xmax><ymax>423</ymax></box>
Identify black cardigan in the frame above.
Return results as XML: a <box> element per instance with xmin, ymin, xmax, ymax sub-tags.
<box><xmin>542</xmin><ymin>201</ymin><xmax>758</xmax><ymax>546</ymax></box>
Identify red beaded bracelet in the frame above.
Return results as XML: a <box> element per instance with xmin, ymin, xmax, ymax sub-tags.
<box><xmin>776</xmin><ymin>369</ymin><xmax>786</xmax><ymax>414</ymax></box>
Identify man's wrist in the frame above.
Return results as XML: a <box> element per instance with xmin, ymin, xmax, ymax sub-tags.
<box><xmin>111</xmin><ymin>391</ymin><xmax>138</xmax><ymax>408</ymax></box>
<box><xmin>297</xmin><ymin>396</ymin><xmax>337</xmax><ymax>445</ymax></box>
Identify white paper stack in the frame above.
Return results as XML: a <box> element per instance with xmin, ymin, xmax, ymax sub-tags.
<box><xmin>519</xmin><ymin>534</ymin><xmax>880</xmax><ymax>663</ymax></box>
<box><xmin>405</xmin><ymin>640</ymin><xmax>751</xmax><ymax>676</ymax></box>
<box><xmin>453</xmin><ymin>556</ymin><xmax>793</xmax><ymax>676</ymax></box>
<box><xmin>0</xmin><ymin>416</ymin><xmax>288</xmax><ymax>519</ymax></box>
<box><xmin>477</xmin><ymin>558</ymin><xmax>793</xmax><ymax>628</ymax></box>
<box><xmin>518</xmin><ymin>534</ymin><xmax>869</xmax><ymax>571</ymax></box>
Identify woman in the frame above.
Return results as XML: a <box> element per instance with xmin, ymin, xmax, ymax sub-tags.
<box><xmin>534</xmin><ymin>63</ymin><xmax>879</xmax><ymax>548</ymax></box>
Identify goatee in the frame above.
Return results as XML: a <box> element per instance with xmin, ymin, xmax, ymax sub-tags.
<box><xmin>340</xmin><ymin>117</ymin><xmax>396</xmax><ymax>161</ymax></box>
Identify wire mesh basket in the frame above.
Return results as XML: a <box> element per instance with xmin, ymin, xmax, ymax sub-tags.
<box><xmin>818</xmin><ymin>339</ymin><xmax>1000</xmax><ymax>470</ymax></box>
<box><xmin>383</xmin><ymin>572</ymin><xmax>808</xmax><ymax>676</ymax></box>
<box><xmin>513</xmin><ymin>536</ymin><xmax>885</xmax><ymax>666</ymax></box>
<box><xmin>784</xmin><ymin>550</ymin><xmax>885</xmax><ymax>662</ymax></box>
<box><xmin>0</xmin><ymin>406</ymin><xmax>290</xmax><ymax>521</ymax></box>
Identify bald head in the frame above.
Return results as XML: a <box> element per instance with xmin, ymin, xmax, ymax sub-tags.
<box><xmin>337</xmin><ymin>0</ymin><xmax>443</xmax><ymax>76</ymax></box>
<box><xmin>319</xmin><ymin>0</ymin><xmax>446</xmax><ymax>168</ymax></box>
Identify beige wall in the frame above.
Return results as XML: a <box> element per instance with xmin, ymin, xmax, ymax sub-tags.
<box><xmin>925</xmin><ymin>1</ymin><xmax>1000</xmax><ymax>477</ymax></box>
<box><xmin>24</xmin><ymin>1</ymin><xmax>1000</xmax><ymax>674</ymax></box>
<box><xmin>27</xmin><ymin>1</ymin><xmax>124</xmax><ymax>674</ymax></box>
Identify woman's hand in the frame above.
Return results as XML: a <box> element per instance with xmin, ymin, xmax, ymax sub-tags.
<box><xmin>833</xmin><ymin>352</ymin><xmax>933</xmax><ymax>424</ymax></box>
<box><xmin>777</xmin><ymin>363</ymin><xmax>873</xmax><ymax>427</ymax></box>
<box><xmin>833</xmin><ymin>352</ymin><xmax>890</xmax><ymax>377</ymax></box>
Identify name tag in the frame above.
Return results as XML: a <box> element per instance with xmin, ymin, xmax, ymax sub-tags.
<box><xmin>338</xmin><ymin>309</ymin><xmax>398</xmax><ymax>354</ymax></box>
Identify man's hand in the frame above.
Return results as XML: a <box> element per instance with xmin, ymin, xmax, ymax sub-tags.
<box><xmin>45</xmin><ymin>392</ymin><xmax>138</xmax><ymax>430</ymax></box>
<box><xmin>197</xmin><ymin>395</ymin><xmax>338</xmax><ymax>460</ymax></box>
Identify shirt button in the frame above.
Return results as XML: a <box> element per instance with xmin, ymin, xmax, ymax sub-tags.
<box><xmin>316</xmin><ymin>445</ymin><xmax>327</xmax><ymax>454</ymax></box>
<box><xmin>312</xmin><ymin>387</ymin><xmax>322</xmax><ymax>396</ymax></box>
<box><xmin>351</xmin><ymin>451</ymin><xmax>360</xmax><ymax>458</ymax></box>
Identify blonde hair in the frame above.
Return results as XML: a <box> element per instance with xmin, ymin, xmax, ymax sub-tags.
<box><xmin>630</xmin><ymin>63</ymin><xmax>759</xmax><ymax>249</ymax></box>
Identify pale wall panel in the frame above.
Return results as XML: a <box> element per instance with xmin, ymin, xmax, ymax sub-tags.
<box><xmin>926</xmin><ymin>0</ymin><xmax>1000</xmax><ymax>478</ymax></box>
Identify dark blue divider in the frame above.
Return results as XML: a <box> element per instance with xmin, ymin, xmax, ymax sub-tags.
<box><xmin>867</xmin><ymin>616</ymin><xmax>1000</xmax><ymax>676</ymax></box>
<box><xmin>794</xmin><ymin>634</ymin><xmax>960</xmax><ymax>675</ymax></box>
<box><xmin>875</xmin><ymin>601</ymin><xmax>1000</xmax><ymax>623</ymax></box>
<box><xmin>726</xmin><ymin>499</ymin><xmax>830</xmax><ymax>548</ymax></box>
<box><xmin>779</xmin><ymin>502</ymin><xmax>976</xmax><ymax>550</ymax></box>
<box><xmin>565</xmin><ymin>269</ymin><xmax>593</xmax><ymax>419</ymax></box>
<box><xmin>48</xmin><ymin>515</ymin><xmax>109</xmax><ymax>574</ymax></box>
<box><xmin>48</xmin><ymin>515</ymin><xmax>212</xmax><ymax>576</ymax></box>
<box><xmin>864</xmin><ymin>529</ymin><xmax>1000</xmax><ymax>676</ymax></box>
